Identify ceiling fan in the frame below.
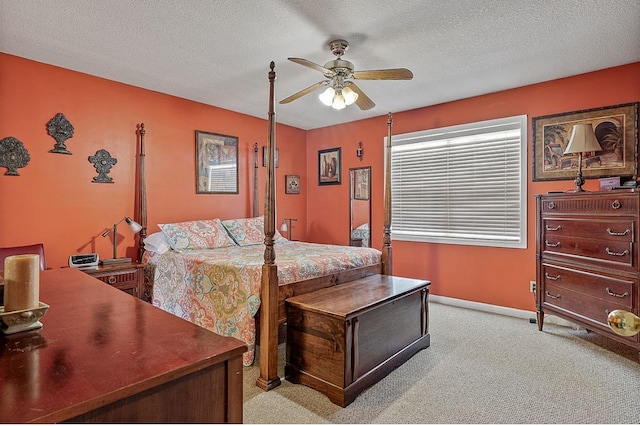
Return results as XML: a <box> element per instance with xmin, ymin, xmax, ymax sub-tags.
<box><xmin>279</xmin><ymin>39</ymin><xmax>413</xmax><ymax>111</ymax></box>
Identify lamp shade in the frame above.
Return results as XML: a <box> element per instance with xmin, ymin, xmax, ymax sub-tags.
<box><xmin>342</xmin><ymin>86</ymin><xmax>358</xmax><ymax>105</ymax></box>
<box><xmin>125</xmin><ymin>216</ymin><xmax>143</xmax><ymax>233</ymax></box>
<box><xmin>332</xmin><ymin>91</ymin><xmax>346</xmax><ymax>110</ymax></box>
<box><xmin>564</xmin><ymin>124</ymin><xmax>602</xmax><ymax>154</ymax></box>
<box><xmin>319</xmin><ymin>87</ymin><xmax>335</xmax><ymax>106</ymax></box>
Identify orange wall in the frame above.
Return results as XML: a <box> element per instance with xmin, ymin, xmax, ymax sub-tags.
<box><xmin>2</xmin><ymin>52</ymin><xmax>639</xmax><ymax>313</ymax></box>
<box><xmin>0</xmin><ymin>53</ymin><xmax>307</xmax><ymax>268</ymax></box>
<box><xmin>306</xmin><ymin>62</ymin><xmax>640</xmax><ymax>311</ymax></box>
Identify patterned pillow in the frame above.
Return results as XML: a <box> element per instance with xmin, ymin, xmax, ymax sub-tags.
<box><xmin>221</xmin><ymin>216</ymin><xmax>284</xmax><ymax>246</ymax></box>
<box><xmin>159</xmin><ymin>219</ymin><xmax>236</xmax><ymax>251</ymax></box>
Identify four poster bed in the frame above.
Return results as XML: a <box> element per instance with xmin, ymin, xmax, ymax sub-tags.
<box><xmin>134</xmin><ymin>62</ymin><xmax>394</xmax><ymax>391</ymax></box>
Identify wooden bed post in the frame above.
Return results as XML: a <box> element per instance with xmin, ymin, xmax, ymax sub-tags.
<box><xmin>256</xmin><ymin>61</ymin><xmax>282</xmax><ymax>391</ymax></box>
<box><xmin>137</xmin><ymin>123</ymin><xmax>147</xmax><ymax>263</ymax></box>
<box><xmin>253</xmin><ymin>142</ymin><xmax>259</xmax><ymax>218</ymax></box>
<box><xmin>382</xmin><ymin>113</ymin><xmax>393</xmax><ymax>275</ymax></box>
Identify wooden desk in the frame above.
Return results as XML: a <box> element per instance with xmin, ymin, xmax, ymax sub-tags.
<box><xmin>0</xmin><ymin>268</ymin><xmax>246</xmax><ymax>423</ymax></box>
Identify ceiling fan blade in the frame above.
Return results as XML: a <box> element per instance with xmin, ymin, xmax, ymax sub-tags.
<box><xmin>348</xmin><ymin>83</ymin><xmax>375</xmax><ymax>110</ymax></box>
<box><xmin>279</xmin><ymin>81</ymin><xmax>327</xmax><ymax>104</ymax></box>
<box><xmin>353</xmin><ymin>68</ymin><xmax>413</xmax><ymax>80</ymax></box>
<box><xmin>288</xmin><ymin>58</ymin><xmax>333</xmax><ymax>75</ymax></box>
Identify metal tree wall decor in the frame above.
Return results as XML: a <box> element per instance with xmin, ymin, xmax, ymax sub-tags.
<box><xmin>47</xmin><ymin>113</ymin><xmax>75</xmax><ymax>154</ymax></box>
<box><xmin>0</xmin><ymin>136</ymin><xmax>30</xmax><ymax>176</ymax></box>
<box><xmin>88</xmin><ymin>149</ymin><xmax>117</xmax><ymax>183</ymax></box>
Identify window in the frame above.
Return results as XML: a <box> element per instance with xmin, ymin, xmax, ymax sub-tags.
<box><xmin>389</xmin><ymin>115</ymin><xmax>527</xmax><ymax>248</ymax></box>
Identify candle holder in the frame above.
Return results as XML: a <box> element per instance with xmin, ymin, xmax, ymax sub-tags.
<box><xmin>0</xmin><ymin>302</ymin><xmax>49</xmax><ymax>335</ymax></box>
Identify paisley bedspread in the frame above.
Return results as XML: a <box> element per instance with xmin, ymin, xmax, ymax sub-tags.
<box><xmin>144</xmin><ymin>241</ymin><xmax>381</xmax><ymax>366</ymax></box>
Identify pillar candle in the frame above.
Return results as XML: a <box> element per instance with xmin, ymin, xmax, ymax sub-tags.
<box><xmin>3</xmin><ymin>254</ymin><xmax>40</xmax><ymax>312</ymax></box>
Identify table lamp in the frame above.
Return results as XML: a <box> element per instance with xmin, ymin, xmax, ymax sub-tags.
<box><xmin>101</xmin><ymin>216</ymin><xmax>142</xmax><ymax>265</ymax></box>
<box><xmin>563</xmin><ymin>123</ymin><xmax>602</xmax><ymax>192</ymax></box>
<box><xmin>280</xmin><ymin>218</ymin><xmax>297</xmax><ymax>240</ymax></box>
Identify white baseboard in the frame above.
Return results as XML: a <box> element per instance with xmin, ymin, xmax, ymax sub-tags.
<box><xmin>429</xmin><ymin>295</ymin><xmax>577</xmax><ymax>328</ymax></box>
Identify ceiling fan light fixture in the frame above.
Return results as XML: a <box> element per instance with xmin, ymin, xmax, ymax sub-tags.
<box><xmin>319</xmin><ymin>87</ymin><xmax>335</xmax><ymax>106</ymax></box>
<box><xmin>342</xmin><ymin>86</ymin><xmax>358</xmax><ymax>105</ymax></box>
<box><xmin>332</xmin><ymin>91</ymin><xmax>346</xmax><ymax>110</ymax></box>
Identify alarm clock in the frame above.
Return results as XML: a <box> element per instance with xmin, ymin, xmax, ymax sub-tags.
<box><xmin>68</xmin><ymin>253</ymin><xmax>100</xmax><ymax>269</ymax></box>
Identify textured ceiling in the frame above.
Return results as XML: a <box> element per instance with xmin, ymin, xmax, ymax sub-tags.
<box><xmin>1</xmin><ymin>0</ymin><xmax>639</xmax><ymax>130</ymax></box>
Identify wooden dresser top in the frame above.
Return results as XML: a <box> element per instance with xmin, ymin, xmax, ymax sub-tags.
<box><xmin>0</xmin><ymin>268</ymin><xmax>246</xmax><ymax>423</ymax></box>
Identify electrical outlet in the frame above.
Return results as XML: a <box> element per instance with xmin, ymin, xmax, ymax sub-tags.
<box><xmin>530</xmin><ymin>280</ymin><xmax>536</xmax><ymax>293</ymax></box>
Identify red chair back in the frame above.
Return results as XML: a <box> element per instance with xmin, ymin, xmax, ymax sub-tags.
<box><xmin>0</xmin><ymin>243</ymin><xmax>47</xmax><ymax>271</ymax></box>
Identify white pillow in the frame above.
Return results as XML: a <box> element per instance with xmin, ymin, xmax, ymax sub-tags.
<box><xmin>143</xmin><ymin>231</ymin><xmax>171</xmax><ymax>254</ymax></box>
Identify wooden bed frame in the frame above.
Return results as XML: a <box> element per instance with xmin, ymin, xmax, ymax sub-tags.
<box><xmin>134</xmin><ymin>61</ymin><xmax>393</xmax><ymax>391</ymax></box>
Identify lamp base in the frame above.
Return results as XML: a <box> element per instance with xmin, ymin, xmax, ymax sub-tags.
<box><xmin>569</xmin><ymin>171</ymin><xmax>586</xmax><ymax>192</ymax></box>
<box><xmin>101</xmin><ymin>257</ymin><xmax>133</xmax><ymax>266</ymax></box>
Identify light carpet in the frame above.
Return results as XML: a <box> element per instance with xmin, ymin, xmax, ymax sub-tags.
<box><xmin>243</xmin><ymin>302</ymin><xmax>640</xmax><ymax>424</ymax></box>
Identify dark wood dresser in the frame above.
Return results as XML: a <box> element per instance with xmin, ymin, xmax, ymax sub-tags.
<box><xmin>0</xmin><ymin>268</ymin><xmax>246</xmax><ymax>423</ymax></box>
<box><xmin>535</xmin><ymin>190</ymin><xmax>640</xmax><ymax>358</ymax></box>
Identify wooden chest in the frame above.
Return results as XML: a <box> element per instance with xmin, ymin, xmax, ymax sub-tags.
<box><xmin>535</xmin><ymin>191</ymin><xmax>640</xmax><ymax>358</ymax></box>
<box><xmin>285</xmin><ymin>274</ymin><xmax>430</xmax><ymax>407</ymax></box>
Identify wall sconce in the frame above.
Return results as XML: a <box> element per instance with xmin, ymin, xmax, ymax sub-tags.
<box><xmin>280</xmin><ymin>218</ymin><xmax>297</xmax><ymax>241</ymax></box>
<box><xmin>101</xmin><ymin>216</ymin><xmax>142</xmax><ymax>265</ymax></box>
<box><xmin>356</xmin><ymin>141</ymin><xmax>363</xmax><ymax>161</ymax></box>
<box><xmin>563</xmin><ymin>123</ymin><xmax>602</xmax><ymax>192</ymax></box>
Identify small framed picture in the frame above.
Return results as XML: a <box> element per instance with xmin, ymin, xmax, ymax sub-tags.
<box><xmin>318</xmin><ymin>147</ymin><xmax>341</xmax><ymax>185</ymax></box>
<box><xmin>285</xmin><ymin>175</ymin><xmax>300</xmax><ymax>194</ymax></box>
<box><xmin>195</xmin><ymin>130</ymin><xmax>238</xmax><ymax>194</ymax></box>
<box><xmin>262</xmin><ymin>146</ymin><xmax>279</xmax><ymax>168</ymax></box>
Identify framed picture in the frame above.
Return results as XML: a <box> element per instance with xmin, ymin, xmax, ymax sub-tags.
<box><xmin>262</xmin><ymin>146</ymin><xmax>279</xmax><ymax>168</ymax></box>
<box><xmin>285</xmin><ymin>175</ymin><xmax>300</xmax><ymax>194</ymax></box>
<box><xmin>353</xmin><ymin>167</ymin><xmax>370</xmax><ymax>200</ymax></box>
<box><xmin>195</xmin><ymin>130</ymin><xmax>238</xmax><ymax>194</ymax></box>
<box><xmin>532</xmin><ymin>103</ymin><xmax>638</xmax><ymax>181</ymax></box>
<box><xmin>318</xmin><ymin>147</ymin><xmax>341</xmax><ymax>185</ymax></box>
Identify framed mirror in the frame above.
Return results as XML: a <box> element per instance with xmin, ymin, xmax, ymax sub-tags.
<box><xmin>349</xmin><ymin>166</ymin><xmax>371</xmax><ymax>247</ymax></box>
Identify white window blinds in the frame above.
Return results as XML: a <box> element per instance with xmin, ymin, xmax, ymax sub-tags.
<box><xmin>389</xmin><ymin>115</ymin><xmax>527</xmax><ymax>248</ymax></box>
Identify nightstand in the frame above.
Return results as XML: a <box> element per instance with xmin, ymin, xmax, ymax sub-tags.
<box><xmin>83</xmin><ymin>263</ymin><xmax>145</xmax><ymax>300</ymax></box>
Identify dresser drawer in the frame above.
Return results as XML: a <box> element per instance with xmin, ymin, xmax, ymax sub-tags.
<box><xmin>542</xmin><ymin>218</ymin><xmax>635</xmax><ymax>242</ymax></box>
<box><xmin>543</xmin><ymin>283</ymin><xmax>638</xmax><ymax>342</ymax></box>
<box><xmin>84</xmin><ymin>264</ymin><xmax>144</xmax><ymax>299</ymax></box>
<box><xmin>542</xmin><ymin>235</ymin><xmax>635</xmax><ymax>271</ymax></box>
<box><xmin>541</xmin><ymin>194</ymin><xmax>638</xmax><ymax>214</ymax></box>
<box><xmin>541</xmin><ymin>263</ymin><xmax>634</xmax><ymax>309</ymax></box>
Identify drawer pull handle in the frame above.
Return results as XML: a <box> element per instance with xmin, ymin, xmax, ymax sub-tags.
<box><xmin>605</xmin><ymin>287</ymin><xmax>629</xmax><ymax>298</ymax></box>
<box><xmin>606</xmin><ymin>228</ymin><xmax>630</xmax><ymax>236</ymax></box>
<box><xmin>545</xmin><ymin>291</ymin><xmax>561</xmax><ymax>299</ymax></box>
<box><xmin>108</xmin><ymin>275</ymin><xmax>117</xmax><ymax>285</ymax></box>
<box><xmin>611</xmin><ymin>200</ymin><xmax>621</xmax><ymax>209</ymax></box>
<box><xmin>548</xmin><ymin>202</ymin><xmax>556</xmax><ymax>210</ymax></box>
<box><xmin>544</xmin><ymin>272</ymin><xmax>560</xmax><ymax>281</ymax></box>
<box><xmin>545</xmin><ymin>224</ymin><xmax>562</xmax><ymax>231</ymax></box>
<box><xmin>545</xmin><ymin>240</ymin><xmax>560</xmax><ymax>248</ymax></box>
<box><xmin>605</xmin><ymin>247</ymin><xmax>629</xmax><ymax>257</ymax></box>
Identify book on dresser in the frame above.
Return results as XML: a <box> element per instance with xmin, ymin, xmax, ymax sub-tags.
<box><xmin>535</xmin><ymin>190</ymin><xmax>640</xmax><ymax>360</ymax></box>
